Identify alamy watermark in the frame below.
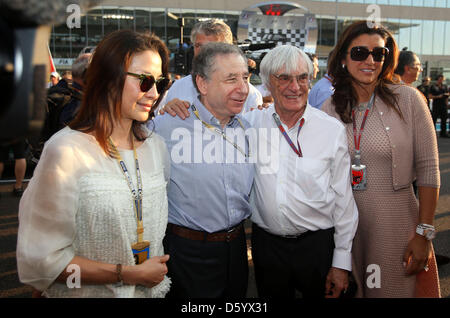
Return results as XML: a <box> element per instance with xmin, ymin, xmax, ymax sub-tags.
<box><xmin>168</xmin><ymin>123</ymin><xmax>280</xmax><ymax>175</ymax></box>
<box><xmin>66</xmin><ymin>3</ymin><xmax>382</xmax><ymax>31</ymax></box>
<box><xmin>66</xmin><ymin>4</ymin><xmax>81</xmax><ymax>29</ymax></box>
<box><xmin>366</xmin><ymin>4</ymin><xmax>382</xmax><ymax>29</ymax></box>
<box><xmin>66</xmin><ymin>264</ymin><xmax>81</xmax><ymax>288</ymax></box>
<box><xmin>366</xmin><ymin>264</ymin><xmax>381</xmax><ymax>289</ymax></box>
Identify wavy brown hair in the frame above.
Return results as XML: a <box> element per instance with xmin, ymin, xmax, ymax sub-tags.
<box><xmin>328</xmin><ymin>21</ymin><xmax>400</xmax><ymax>123</ymax></box>
<box><xmin>69</xmin><ymin>30</ymin><xmax>169</xmax><ymax>156</ymax></box>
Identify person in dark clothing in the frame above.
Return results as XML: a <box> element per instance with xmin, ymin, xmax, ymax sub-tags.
<box><xmin>59</xmin><ymin>54</ymin><xmax>91</xmax><ymax>126</ymax></box>
<box><xmin>0</xmin><ymin>138</ymin><xmax>27</xmax><ymax>197</ymax></box>
<box><xmin>40</xmin><ymin>54</ymin><xmax>91</xmax><ymax>146</ymax></box>
<box><xmin>40</xmin><ymin>84</ymin><xmax>72</xmax><ymax>142</ymax></box>
<box><xmin>430</xmin><ymin>74</ymin><xmax>449</xmax><ymax>137</ymax></box>
<box><xmin>55</xmin><ymin>71</ymin><xmax>72</xmax><ymax>90</ymax></box>
<box><xmin>417</xmin><ymin>76</ymin><xmax>431</xmax><ymax>109</ymax></box>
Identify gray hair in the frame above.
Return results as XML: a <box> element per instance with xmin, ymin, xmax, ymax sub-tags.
<box><xmin>190</xmin><ymin>18</ymin><xmax>233</xmax><ymax>45</ymax></box>
<box><xmin>259</xmin><ymin>45</ymin><xmax>313</xmax><ymax>87</ymax></box>
<box><xmin>191</xmin><ymin>42</ymin><xmax>246</xmax><ymax>93</ymax></box>
<box><xmin>71</xmin><ymin>53</ymin><xmax>92</xmax><ymax>80</ymax></box>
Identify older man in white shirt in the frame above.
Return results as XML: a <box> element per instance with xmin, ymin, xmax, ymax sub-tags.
<box><xmin>244</xmin><ymin>45</ymin><xmax>358</xmax><ymax>298</ymax></box>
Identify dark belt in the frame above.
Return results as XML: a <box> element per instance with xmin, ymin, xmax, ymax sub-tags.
<box><xmin>253</xmin><ymin>222</ymin><xmax>318</xmax><ymax>240</ymax></box>
<box><xmin>167</xmin><ymin>222</ymin><xmax>244</xmax><ymax>242</ymax></box>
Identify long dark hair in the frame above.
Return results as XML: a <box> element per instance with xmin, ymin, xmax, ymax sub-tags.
<box><xmin>328</xmin><ymin>21</ymin><xmax>400</xmax><ymax>123</ymax></box>
<box><xmin>69</xmin><ymin>30</ymin><xmax>169</xmax><ymax>156</ymax></box>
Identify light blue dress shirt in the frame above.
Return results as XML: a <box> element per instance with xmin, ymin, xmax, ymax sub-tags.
<box><xmin>308</xmin><ymin>74</ymin><xmax>335</xmax><ymax>109</ymax></box>
<box><xmin>152</xmin><ymin>97</ymin><xmax>254</xmax><ymax>233</ymax></box>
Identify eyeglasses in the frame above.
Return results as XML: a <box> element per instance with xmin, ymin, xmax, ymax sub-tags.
<box><xmin>127</xmin><ymin>72</ymin><xmax>170</xmax><ymax>94</ymax></box>
<box><xmin>348</xmin><ymin>46</ymin><xmax>389</xmax><ymax>62</ymax></box>
<box><xmin>272</xmin><ymin>73</ymin><xmax>309</xmax><ymax>86</ymax></box>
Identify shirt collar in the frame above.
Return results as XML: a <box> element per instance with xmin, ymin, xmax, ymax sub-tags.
<box><xmin>192</xmin><ymin>95</ymin><xmax>241</xmax><ymax>128</ymax></box>
<box><xmin>272</xmin><ymin>103</ymin><xmax>311</xmax><ymax>130</ymax></box>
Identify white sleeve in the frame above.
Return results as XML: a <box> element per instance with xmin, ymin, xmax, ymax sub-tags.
<box><xmin>153</xmin><ymin>133</ymin><xmax>171</xmax><ymax>186</ymax></box>
<box><xmin>16</xmin><ymin>137</ymin><xmax>79</xmax><ymax>291</ymax></box>
<box><xmin>242</xmin><ymin>84</ymin><xmax>263</xmax><ymax>113</ymax></box>
<box><xmin>330</xmin><ymin>127</ymin><xmax>359</xmax><ymax>271</ymax></box>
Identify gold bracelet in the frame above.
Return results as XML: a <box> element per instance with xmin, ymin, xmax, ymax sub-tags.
<box><xmin>116</xmin><ymin>264</ymin><xmax>123</xmax><ymax>285</ymax></box>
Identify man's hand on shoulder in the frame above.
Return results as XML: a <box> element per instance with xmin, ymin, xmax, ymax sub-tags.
<box><xmin>160</xmin><ymin>99</ymin><xmax>190</xmax><ymax>119</ymax></box>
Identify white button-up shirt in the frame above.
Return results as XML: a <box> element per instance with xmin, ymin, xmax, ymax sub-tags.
<box><xmin>244</xmin><ymin>104</ymin><xmax>358</xmax><ymax>271</ymax></box>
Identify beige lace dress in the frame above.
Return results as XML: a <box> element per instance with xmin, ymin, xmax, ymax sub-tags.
<box><xmin>322</xmin><ymin>84</ymin><xmax>440</xmax><ymax>297</ymax></box>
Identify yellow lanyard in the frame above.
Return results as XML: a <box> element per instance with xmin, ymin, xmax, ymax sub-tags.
<box><xmin>191</xmin><ymin>104</ymin><xmax>251</xmax><ymax>158</ymax></box>
<box><xmin>108</xmin><ymin>137</ymin><xmax>144</xmax><ymax>242</ymax></box>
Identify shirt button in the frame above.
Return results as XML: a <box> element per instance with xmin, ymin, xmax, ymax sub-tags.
<box><xmin>380</xmin><ymin>112</ymin><xmax>383</xmax><ymax>115</ymax></box>
<box><xmin>392</xmin><ymin>145</ymin><xmax>396</xmax><ymax>148</ymax></box>
<box><xmin>386</xmin><ymin>127</ymin><xmax>390</xmax><ymax>131</ymax></box>
<box><xmin>393</xmin><ymin>164</ymin><xmax>397</xmax><ymax>168</ymax></box>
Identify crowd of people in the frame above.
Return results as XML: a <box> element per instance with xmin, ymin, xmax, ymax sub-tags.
<box><xmin>13</xmin><ymin>18</ymin><xmax>448</xmax><ymax>298</ymax></box>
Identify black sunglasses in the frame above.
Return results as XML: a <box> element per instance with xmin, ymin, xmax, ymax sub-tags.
<box><xmin>127</xmin><ymin>72</ymin><xmax>170</xmax><ymax>94</ymax></box>
<box><xmin>348</xmin><ymin>46</ymin><xmax>389</xmax><ymax>62</ymax></box>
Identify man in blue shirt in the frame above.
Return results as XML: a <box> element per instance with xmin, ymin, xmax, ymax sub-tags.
<box><xmin>308</xmin><ymin>50</ymin><xmax>335</xmax><ymax>109</ymax></box>
<box><xmin>308</xmin><ymin>73</ymin><xmax>334</xmax><ymax>109</ymax></box>
<box><xmin>152</xmin><ymin>42</ymin><xmax>254</xmax><ymax>297</ymax></box>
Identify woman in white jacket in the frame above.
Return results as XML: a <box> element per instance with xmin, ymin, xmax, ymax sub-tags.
<box><xmin>17</xmin><ymin>30</ymin><xmax>172</xmax><ymax>298</ymax></box>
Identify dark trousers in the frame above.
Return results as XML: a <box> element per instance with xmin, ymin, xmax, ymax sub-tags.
<box><xmin>432</xmin><ymin>102</ymin><xmax>448</xmax><ymax>136</ymax></box>
<box><xmin>251</xmin><ymin>223</ymin><xmax>334</xmax><ymax>298</ymax></box>
<box><xmin>163</xmin><ymin>225</ymin><xmax>248</xmax><ymax>298</ymax></box>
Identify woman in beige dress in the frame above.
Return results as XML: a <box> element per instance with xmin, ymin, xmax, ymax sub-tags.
<box><xmin>321</xmin><ymin>21</ymin><xmax>440</xmax><ymax>297</ymax></box>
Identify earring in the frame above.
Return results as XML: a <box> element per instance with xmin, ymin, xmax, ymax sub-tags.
<box><xmin>342</xmin><ymin>64</ymin><xmax>346</xmax><ymax>69</ymax></box>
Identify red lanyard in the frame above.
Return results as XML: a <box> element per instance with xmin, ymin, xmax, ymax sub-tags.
<box><xmin>273</xmin><ymin>113</ymin><xmax>305</xmax><ymax>157</ymax></box>
<box><xmin>324</xmin><ymin>74</ymin><xmax>333</xmax><ymax>83</ymax></box>
<box><xmin>351</xmin><ymin>94</ymin><xmax>375</xmax><ymax>152</ymax></box>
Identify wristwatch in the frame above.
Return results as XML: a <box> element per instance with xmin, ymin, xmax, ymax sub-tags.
<box><xmin>416</xmin><ymin>223</ymin><xmax>436</xmax><ymax>240</ymax></box>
